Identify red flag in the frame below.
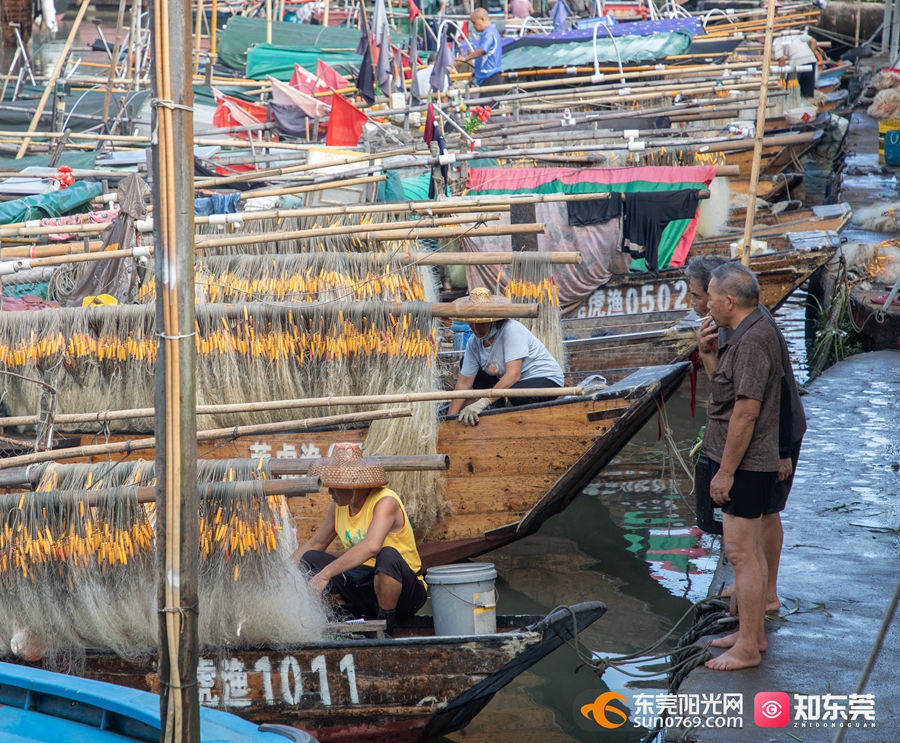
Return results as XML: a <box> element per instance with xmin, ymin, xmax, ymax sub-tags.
<box><xmin>316</xmin><ymin>60</ymin><xmax>351</xmax><ymax>93</ymax></box>
<box><xmin>408</xmin><ymin>0</ymin><xmax>420</xmax><ymax>21</ymax></box>
<box><xmin>326</xmin><ymin>94</ymin><xmax>369</xmax><ymax>146</ymax></box>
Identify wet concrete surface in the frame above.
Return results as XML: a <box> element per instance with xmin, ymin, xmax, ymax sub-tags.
<box><xmin>669</xmin><ymin>351</ymin><xmax>900</xmax><ymax>742</ymax></box>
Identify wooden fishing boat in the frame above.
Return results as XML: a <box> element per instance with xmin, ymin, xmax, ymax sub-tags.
<box><xmin>818</xmin><ymin>88</ymin><xmax>849</xmax><ymax>112</ymax></box>
<box><xmin>29</xmin><ymin>363</ymin><xmax>688</xmax><ymax>567</ymax></box>
<box><xmin>572</xmin><ymin>232</ymin><xmax>839</xmax><ymax>320</ymax></box>
<box><xmin>722</xmin><ymin>129</ymin><xmax>822</xmax><ymax>177</ymax></box>
<box><xmin>693</xmin><ymin>203</ymin><xmax>851</xmax><ymax>254</ymax></box>
<box><xmin>50</xmin><ymin>603</ymin><xmax>608</xmax><ymax>743</ymax></box>
<box><xmin>729</xmin><ymin>173</ymin><xmax>805</xmax><ymax>203</ymax></box>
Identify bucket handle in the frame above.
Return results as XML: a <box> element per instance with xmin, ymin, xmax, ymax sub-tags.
<box><xmin>436</xmin><ymin>585</ymin><xmax>499</xmax><ymax>609</ymax></box>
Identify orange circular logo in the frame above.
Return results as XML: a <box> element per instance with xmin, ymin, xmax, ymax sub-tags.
<box><xmin>580</xmin><ymin>691</ymin><xmax>629</xmax><ymax>729</ymax></box>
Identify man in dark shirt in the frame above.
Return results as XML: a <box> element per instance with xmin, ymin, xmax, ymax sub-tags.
<box><xmin>688</xmin><ymin>255</ymin><xmax>807</xmax><ymax>613</ymax></box>
<box><xmin>696</xmin><ymin>262</ymin><xmax>782</xmax><ymax>671</ymax></box>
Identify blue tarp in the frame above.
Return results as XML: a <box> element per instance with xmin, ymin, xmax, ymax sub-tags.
<box><xmin>501</xmin><ymin>17</ymin><xmax>704</xmax><ymax>50</ymax></box>
<box><xmin>0</xmin><ymin>182</ymin><xmax>103</xmax><ymax>226</ymax></box>
<box><xmin>501</xmin><ymin>30</ymin><xmax>696</xmax><ymax>70</ymax></box>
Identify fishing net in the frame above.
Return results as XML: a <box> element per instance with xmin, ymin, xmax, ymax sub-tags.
<box><xmin>0</xmin><ymin>463</ymin><xmax>329</xmax><ymax>661</ymax></box>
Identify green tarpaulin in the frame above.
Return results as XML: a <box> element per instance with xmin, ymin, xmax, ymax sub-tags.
<box><xmin>0</xmin><ymin>182</ymin><xmax>103</xmax><ymax>226</ymax></box>
<box><xmin>501</xmin><ymin>31</ymin><xmax>694</xmax><ymax>71</ymax></box>
<box><xmin>0</xmin><ymin>151</ymin><xmax>100</xmax><ymax>170</ymax></box>
<box><xmin>218</xmin><ymin>16</ymin><xmax>407</xmax><ymax>76</ymax></box>
<box><xmin>246</xmin><ymin>44</ymin><xmax>362</xmax><ymax>81</ymax></box>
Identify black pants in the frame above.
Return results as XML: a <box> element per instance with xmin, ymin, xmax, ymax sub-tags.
<box><xmin>798</xmin><ymin>70</ymin><xmax>816</xmax><ymax>98</ymax></box>
<box><xmin>472</xmin><ymin>367</ymin><xmax>563</xmax><ymax>407</ymax></box>
<box><xmin>301</xmin><ymin>547</ymin><xmax>427</xmax><ymax>620</ymax></box>
<box><xmin>479</xmin><ymin>72</ymin><xmax>504</xmax><ymax>88</ymax></box>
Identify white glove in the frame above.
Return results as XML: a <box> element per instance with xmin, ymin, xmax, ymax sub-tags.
<box><xmin>458</xmin><ymin>397</ymin><xmax>492</xmax><ymax>426</ymax></box>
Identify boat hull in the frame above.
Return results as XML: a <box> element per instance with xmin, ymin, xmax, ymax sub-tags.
<box><xmin>63</xmin><ymin>604</ymin><xmax>608</xmax><ymax>743</ymax></box>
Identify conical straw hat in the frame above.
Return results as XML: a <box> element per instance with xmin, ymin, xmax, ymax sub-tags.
<box><xmin>307</xmin><ymin>443</ymin><xmax>388</xmax><ymax>489</ymax></box>
<box><xmin>453</xmin><ymin>286</ymin><xmax>511</xmax><ymax>324</ymax></box>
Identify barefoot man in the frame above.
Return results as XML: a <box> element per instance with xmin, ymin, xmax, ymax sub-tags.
<box><xmin>696</xmin><ymin>263</ymin><xmax>783</xmax><ymax>671</ymax></box>
<box><xmin>687</xmin><ymin>256</ymin><xmax>806</xmax><ymax>614</ymax></box>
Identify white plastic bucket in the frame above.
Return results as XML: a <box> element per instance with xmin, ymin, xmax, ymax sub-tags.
<box><xmin>426</xmin><ymin>563</ymin><xmax>498</xmax><ymax>636</ymax></box>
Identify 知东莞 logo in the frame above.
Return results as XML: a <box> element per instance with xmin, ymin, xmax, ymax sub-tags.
<box><xmin>755</xmin><ymin>692</ymin><xmax>791</xmax><ymax>727</ymax></box>
<box><xmin>580</xmin><ymin>691</ymin><xmax>630</xmax><ymax>729</ymax></box>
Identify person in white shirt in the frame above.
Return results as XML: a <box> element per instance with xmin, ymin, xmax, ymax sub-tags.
<box><xmin>448</xmin><ymin>288</ymin><xmax>564</xmax><ymax>426</ymax></box>
<box><xmin>773</xmin><ymin>31</ymin><xmax>818</xmax><ymax>99</ymax></box>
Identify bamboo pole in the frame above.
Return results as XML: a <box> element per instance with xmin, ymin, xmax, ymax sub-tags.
<box><xmin>192</xmin><ymin>212</ymin><xmax>510</xmax><ymax>249</ymax></box>
<box><xmin>0</xmin><ymin>455</ymin><xmax>453</xmax><ymax>489</ymax></box>
<box><xmin>0</xmin><ymin>388</ymin><xmax>582</xmax><ymax>429</ymax></box>
<box><xmin>741</xmin><ymin>0</ymin><xmax>778</xmax><ymax>267</ymax></box>
<box><xmin>193</xmin><ymin>146</ymin><xmax>417</xmax><ymax>187</ymax></box>
<box><xmin>0</xmin><ymin>408</ymin><xmax>414</xmax><ymax>470</ymax></box>
<box><xmin>150</xmin><ymin>0</ymin><xmax>198</xmax><ymax>733</ymax></box>
<box><xmin>101</xmin><ymin>0</ymin><xmax>130</xmax><ymax>132</ymax></box>
<box><xmin>195</xmin><ymin>0</ymin><xmax>204</xmax><ymax>74</ymax></box>
<box><xmin>28</xmin><ymin>478</ymin><xmax>324</xmax><ymax>505</ymax></box>
<box><xmin>266</xmin><ymin>0</ymin><xmax>273</xmax><ymax>43</ymax></box>
<box><xmin>240</xmin><ymin>174</ymin><xmax>386</xmax><ymax>200</ymax></box>
<box><xmin>211</xmin><ymin>0</ymin><xmax>218</xmax><ymax>58</ymax></box>
<box><xmin>15</xmin><ymin>0</ymin><xmax>91</xmax><ymax>159</ymax></box>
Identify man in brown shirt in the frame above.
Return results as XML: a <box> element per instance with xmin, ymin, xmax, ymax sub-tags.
<box><xmin>697</xmin><ymin>262</ymin><xmax>782</xmax><ymax>671</ymax></box>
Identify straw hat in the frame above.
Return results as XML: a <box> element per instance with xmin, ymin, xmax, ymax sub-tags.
<box><xmin>307</xmin><ymin>443</ymin><xmax>388</xmax><ymax>489</ymax></box>
<box><xmin>453</xmin><ymin>286</ymin><xmax>510</xmax><ymax>324</ymax></box>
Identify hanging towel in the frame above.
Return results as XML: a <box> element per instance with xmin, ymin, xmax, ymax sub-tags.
<box><xmin>623</xmin><ymin>190</ymin><xmax>700</xmax><ymax>275</ymax></box>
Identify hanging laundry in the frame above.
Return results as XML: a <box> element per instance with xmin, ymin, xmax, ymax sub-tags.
<box><xmin>622</xmin><ymin>190</ymin><xmax>700</xmax><ymax>275</ymax></box>
<box><xmin>566</xmin><ymin>196</ymin><xmax>622</xmax><ymax>227</ymax></box>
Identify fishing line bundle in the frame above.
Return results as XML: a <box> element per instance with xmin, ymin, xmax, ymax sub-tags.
<box><xmin>138</xmin><ymin>251</ymin><xmax>430</xmax><ymax>304</ymax></box>
<box><xmin>0</xmin><ymin>301</ymin><xmax>447</xmax><ymax>536</ymax></box>
<box><xmin>0</xmin><ymin>459</ymin><xmax>329</xmax><ymax>661</ymax></box>
<box><xmin>502</xmin><ymin>252</ymin><xmax>566</xmax><ymax>370</ymax></box>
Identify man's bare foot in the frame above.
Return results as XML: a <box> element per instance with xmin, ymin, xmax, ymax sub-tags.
<box><xmin>709</xmin><ymin>631</ymin><xmax>767</xmax><ymax>652</ymax></box>
<box><xmin>705</xmin><ymin>646</ymin><xmax>762</xmax><ymax>671</ymax></box>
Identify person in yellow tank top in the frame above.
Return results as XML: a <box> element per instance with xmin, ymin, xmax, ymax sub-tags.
<box><xmin>291</xmin><ymin>443</ymin><xmax>427</xmax><ymax>636</ymax></box>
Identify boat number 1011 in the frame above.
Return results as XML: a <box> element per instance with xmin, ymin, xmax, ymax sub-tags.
<box><xmin>577</xmin><ymin>280</ymin><xmax>689</xmax><ymax>318</ymax></box>
<box><xmin>198</xmin><ymin>653</ymin><xmax>359</xmax><ymax>708</ymax></box>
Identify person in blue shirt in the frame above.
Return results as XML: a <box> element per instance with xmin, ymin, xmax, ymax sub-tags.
<box><xmin>456</xmin><ymin>8</ymin><xmax>504</xmax><ymax>87</ymax></box>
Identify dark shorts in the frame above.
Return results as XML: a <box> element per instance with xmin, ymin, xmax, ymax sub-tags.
<box><xmin>471</xmin><ymin>367</ymin><xmax>563</xmax><ymax>407</ymax></box>
<box><xmin>764</xmin><ymin>439</ymin><xmax>803</xmax><ymax>515</ymax></box>
<box><xmin>301</xmin><ymin>547</ymin><xmax>427</xmax><ymax>620</ymax></box>
<box><xmin>706</xmin><ymin>457</ymin><xmax>778</xmax><ymax>520</ymax></box>
<box><xmin>694</xmin><ymin>452</ymin><xmax>780</xmax><ymax>534</ymax></box>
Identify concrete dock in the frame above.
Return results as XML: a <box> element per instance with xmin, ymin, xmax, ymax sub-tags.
<box><xmin>669</xmin><ymin>350</ymin><xmax>900</xmax><ymax>742</ymax></box>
